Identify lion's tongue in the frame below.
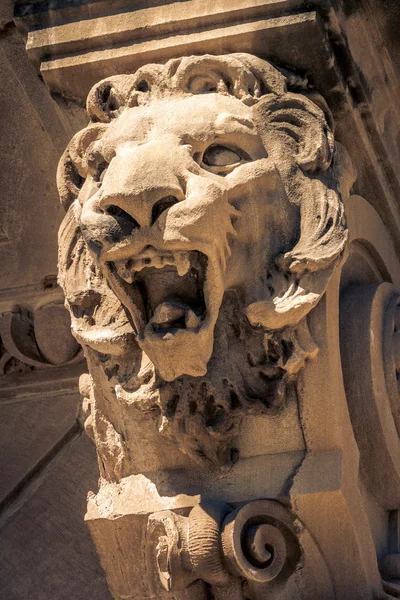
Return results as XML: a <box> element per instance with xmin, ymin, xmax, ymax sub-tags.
<box><xmin>149</xmin><ymin>302</ymin><xmax>200</xmax><ymax>332</ymax></box>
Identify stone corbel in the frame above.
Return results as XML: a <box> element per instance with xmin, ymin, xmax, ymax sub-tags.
<box><xmin>13</xmin><ymin>1</ymin><xmax>400</xmax><ymax>599</ymax></box>
<box><xmin>53</xmin><ymin>50</ymin><xmax>382</xmax><ymax>599</ymax></box>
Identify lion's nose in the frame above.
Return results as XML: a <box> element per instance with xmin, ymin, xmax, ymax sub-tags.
<box><xmin>98</xmin><ymin>141</ymin><xmax>187</xmax><ymax>228</ymax></box>
<box><xmin>100</xmin><ymin>188</ymin><xmax>184</xmax><ymax>229</ymax></box>
<box><xmin>150</xmin><ymin>195</ymin><xmax>180</xmax><ymax>224</ymax></box>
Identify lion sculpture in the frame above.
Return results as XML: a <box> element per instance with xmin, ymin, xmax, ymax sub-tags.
<box><xmin>57</xmin><ymin>54</ymin><xmax>355</xmax><ymax>472</ymax></box>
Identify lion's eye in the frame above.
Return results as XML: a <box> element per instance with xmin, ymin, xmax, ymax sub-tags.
<box><xmin>202</xmin><ymin>145</ymin><xmax>242</xmax><ymax>167</ymax></box>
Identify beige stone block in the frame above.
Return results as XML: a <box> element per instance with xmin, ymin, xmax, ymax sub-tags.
<box><xmin>0</xmin><ymin>435</ymin><xmax>112</xmax><ymax>600</ymax></box>
<box><xmin>0</xmin><ymin>392</ymin><xmax>79</xmax><ymax>506</ymax></box>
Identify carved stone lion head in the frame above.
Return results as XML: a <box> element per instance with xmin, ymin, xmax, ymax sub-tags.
<box><xmin>58</xmin><ymin>54</ymin><xmax>355</xmax><ymax>468</ymax></box>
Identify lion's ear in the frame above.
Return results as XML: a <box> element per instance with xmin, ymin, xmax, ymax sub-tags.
<box><xmin>253</xmin><ymin>92</ymin><xmax>334</xmax><ymax>172</ymax></box>
<box><xmin>86</xmin><ymin>76</ymin><xmax>136</xmax><ymax>122</ymax></box>
<box><xmin>58</xmin><ymin>75</ymin><xmax>136</xmax><ymax>210</ymax></box>
<box><xmin>57</xmin><ymin>124</ymin><xmax>106</xmax><ymax>210</ymax></box>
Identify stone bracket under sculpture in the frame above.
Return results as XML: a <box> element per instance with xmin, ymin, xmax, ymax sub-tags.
<box><xmin>56</xmin><ymin>53</ymin><xmax>359</xmax><ymax>598</ymax></box>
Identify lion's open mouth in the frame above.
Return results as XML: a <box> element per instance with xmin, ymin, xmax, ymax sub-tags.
<box><xmin>109</xmin><ymin>250</ymin><xmax>208</xmax><ymax>335</ymax></box>
<box><xmin>104</xmin><ymin>246</ymin><xmax>223</xmax><ymax>380</ymax></box>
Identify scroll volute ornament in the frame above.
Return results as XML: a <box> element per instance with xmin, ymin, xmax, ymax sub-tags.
<box><xmin>145</xmin><ymin>501</ymin><xmax>300</xmax><ymax>595</ymax></box>
<box><xmin>145</xmin><ymin>500</ymin><xmax>335</xmax><ymax>600</ymax></box>
<box><xmin>340</xmin><ymin>283</ymin><xmax>400</xmax><ymax>509</ymax></box>
<box><xmin>57</xmin><ymin>53</ymin><xmax>355</xmax><ymax>470</ymax></box>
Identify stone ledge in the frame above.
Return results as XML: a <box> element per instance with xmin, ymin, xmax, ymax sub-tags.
<box><xmin>14</xmin><ymin>2</ymin><xmax>338</xmax><ymax>107</ymax></box>
<box><xmin>0</xmin><ymin>361</ymin><xmax>85</xmax><ymax>399</ymax></box>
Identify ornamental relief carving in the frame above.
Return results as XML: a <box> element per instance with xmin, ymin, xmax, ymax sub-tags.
<box><xmin>57</xmin><ymin>54</ymin><xmax>356</xmax><ymax>476</ymax></box>
<box><xmin>0</xmin><ymin>301</ymin><xmax>81</xmax><ymax>374</ymax></box>
<box><xmin>144</xmin><ymin>499</ymin><xmax>329</xmax><ymax>600</ymax></box>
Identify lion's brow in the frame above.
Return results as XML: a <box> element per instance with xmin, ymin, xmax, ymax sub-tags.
<box><xmin>214</xmin><ymin>113</ymin><xmax>255</xmax><ymax>131</ymax></box>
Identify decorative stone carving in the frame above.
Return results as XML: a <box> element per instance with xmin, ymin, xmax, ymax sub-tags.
<box><xmin>340</xmin><ymin>281</ymin><xmax>400</xmax><ymax>594</ymax></box>
<box><xmin>58</xmin><ymin>53</ymin><xmax>355</xmax><ymax>472</ymax></box>
<box><xmin>145</xmin><ymin>500</ymin><xmax>303</xmax><ymax>598</ymax></box>
<box><xmin>0</xmin><ymin>302</ymin><xmax>81</xmax><ymax>370</ymax></box>
<box><xmin>56</xmin><ymin>53</ymin><xmax>358</xmax><ymax>598</ymax></box>
<box><xmin>341</xmin><ymin>282</ymin><xmax>400</xmax><ymax>510</ymax></box>
<box><xmin>0</xmin><ymin>336</ymin><xmax>34</xmax><ymax>376</ymax></box>
<box><xmin>142</xmin><ymin>498</ymin><xmax>335</xmax><ymax>599</ymax></box>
